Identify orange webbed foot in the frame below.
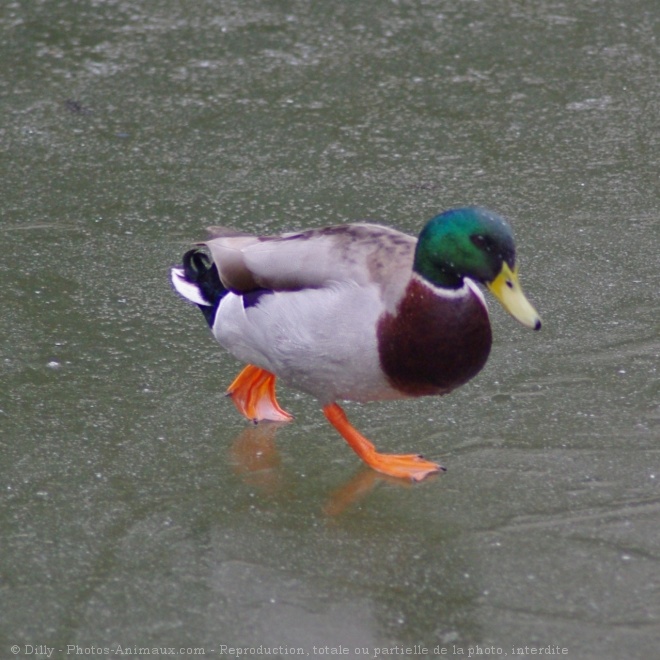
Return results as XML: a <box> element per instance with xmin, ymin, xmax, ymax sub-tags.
<box><xmin>322</xmin><ymin>403</ymin><xmax>443</xmax><ymax>482</ymax></box>
<box><xmin>226</xmin><ymin>365</ymin><xmax>293</xmax><ymax>423</ymax></box>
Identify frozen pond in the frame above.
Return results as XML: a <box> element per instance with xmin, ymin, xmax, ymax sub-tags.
<box><xmin>1</xmin><ymin>1</ymin><xmax>658</xmax><ymax>659</ymax></box>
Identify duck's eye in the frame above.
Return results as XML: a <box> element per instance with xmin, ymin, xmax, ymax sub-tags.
<box><xmin>471</xmin><ymin>234</ymin><xmax>491</xmax><ymax>251</ymax></box>
<box><xmin>506</xmin><ymin>280</ymin><xmax>514</xmax><ymax>289</ymax></box>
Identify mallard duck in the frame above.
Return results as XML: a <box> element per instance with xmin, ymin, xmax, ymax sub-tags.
<box><xmin>171</xmin><ymin>206</ymin><xmax>541</xmax><ymax>481</ymax></box>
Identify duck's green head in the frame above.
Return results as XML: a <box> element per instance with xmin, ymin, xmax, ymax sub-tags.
<box><xmin>414</xmin><ymin>206</ymin><xmax>541</xmax><ymax>330</ymax></box>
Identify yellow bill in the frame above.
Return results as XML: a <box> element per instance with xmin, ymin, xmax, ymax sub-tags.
<box><xmin>487</xmin><ymin>263</ymin><xmax>541</xmax><ymax>330</ymax></box>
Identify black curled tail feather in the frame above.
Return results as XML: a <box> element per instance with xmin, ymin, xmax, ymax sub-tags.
<box><xmin>175</xmin><ymin>248</ymin><xmax>228</xmax><ymax>327</ymax></box>
<box><xmin>182</xmin><ymin>249</ymin><xmax>226</xmax><ymax>304</ymax></box>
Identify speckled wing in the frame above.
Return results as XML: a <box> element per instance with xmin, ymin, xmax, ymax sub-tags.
<box><xmin>203</xmin><ymin>223</ymin><xmax>416</xmax><ymax>309</ymax></box>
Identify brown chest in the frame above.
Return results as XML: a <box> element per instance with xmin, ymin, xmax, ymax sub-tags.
<box><xmin>377</xmin><ymin>279</ymin><xmax>492</xmax><ymax>397</ymax></box>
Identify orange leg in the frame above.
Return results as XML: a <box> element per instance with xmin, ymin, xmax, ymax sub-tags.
<box><xmin>322</xmin><ymin>403</ymin><xmax>443</xmax><ymax>482</ymax></box>
<box><xmin>226</xmin><ymin>365</ymin><xmax>293</xmax><ymax>423</ymax></box>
